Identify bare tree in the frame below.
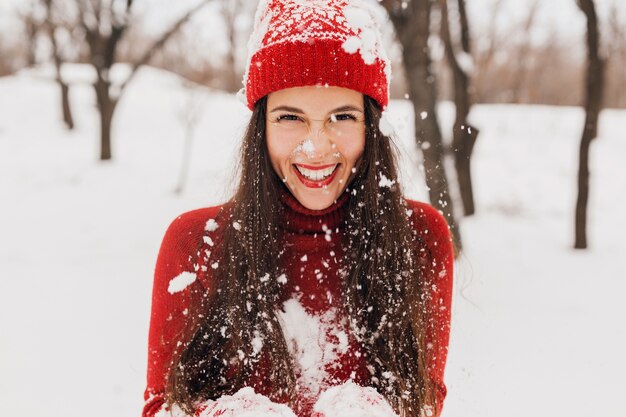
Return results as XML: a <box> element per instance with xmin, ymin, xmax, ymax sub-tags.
<box><xmin>472</xmin><ymin>0</ymin><xmax>504</xmax><ymax>103</ymax></box>
<box><xmin>574</xmin><ymin>0</ymin><xmax>605</xmax><ymax>249</ymax></box>
<box><xmin>606</xmin><ymin>1</ymin><xmax>626</xmax><ymax>108</ymax></box>
<box><xmin>510</xmin><ymin>0</ymin><xmax>540</xmax><ymax>103</ymax></box>
<box><xmin>439</xmin><ymin>0</ymin><xmax>478</xmax><ymax>216</ymax></box>
<box><xmin>42</xmin><ymin>0</ymin><xmax>75</xmax><ymax>129</ymax></box>
<box><xmin>381</xmin><ymin>0</ymin><xmax>462</xmax><ymax>253</ymax></box>
<box><xmin>174</xmin><ymin>81</ymin><xmax>206</xmax><ymax>194</ymax></box>
<box><xmin>16</xmin><ymin>4</ymin><xmax>41</xmax><ymax>67</ymax></box>
<box><xmin>74</xmin><ymin>0</ymin><xmax>212</xmax><ymax>161</ymax></box>
<box><xmin>219</xmin><ymin>0</ymin><xmax>244</xmax><ymax>92</ymax></box>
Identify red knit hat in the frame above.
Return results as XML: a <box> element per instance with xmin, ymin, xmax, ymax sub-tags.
<box><xmin>240</xmin><ymin>0</ymin><xmax>391</xmax><ymax>110</ymax></box>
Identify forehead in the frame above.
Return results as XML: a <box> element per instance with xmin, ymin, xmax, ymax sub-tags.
<box><xmin>267</xmin><ymin>86</ymin><xmax>364</xmax><ymax>114</ymax></box>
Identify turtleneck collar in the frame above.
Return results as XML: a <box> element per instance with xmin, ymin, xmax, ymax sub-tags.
<box><xmin>278</xmin><ymin>185</ymin><xmax>350</xmax><ymax>234</ymax></box>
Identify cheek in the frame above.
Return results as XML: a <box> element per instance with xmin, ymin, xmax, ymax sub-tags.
<box><xmin>266</xmin><ymin>128</ymin><xmax>295</xmax><ymax>173</ymax></box>
<box><xmin>337</xmin><ymin>133</ymin><xmax>365</xmax><ymax>164</ymax></box>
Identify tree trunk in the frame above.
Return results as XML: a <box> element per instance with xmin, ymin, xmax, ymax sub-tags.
<box><xmin>575</xmin><ymin>0</ymin><xmax>605</xmax><ymax>249</ymax></box>
<box><xmin>77</xmin><ymin>0</ymin><xmax>212</xmax><ymax>162</ymax></box>
<box><xmin>383</xmin><ymin>0</ymin><xmax>462</xmax><ymax>253</ymax></box>
<box><xmin>94</xmin><ymin>76</ymin><xmax>117</xmax><ymax>161</ymax></box>
<box><xmin>510</xmin><ymin>0</ymin><xmax>539</xmax><ymax>104</ymax></box>
<box><xmin>175</xmin><ymin>122</ymin><xmax>195</xmax><ymax>194</ymax></box>
<box><xmin>440</xmin><ymin>0</ymin><xmax>478</xmax><ymax>216</ymax></box>
<box><xmin>43</xmin><ymin>0</ymin><xmax>74</xmax><ymax>130</ymax></box>
<box><xmin>452</xmin><ymin>122</ymin><xmax>477</xmax><ymax>217</ymax></box>
<box><xmin>60</xmin><ymin>81</ymin><xmax>74</xmax><ymax>129</ymax></box>
<box><xmin>473</xmin><ymin>0</ymin><xmax>503</xmax><ymax>104</ymax></box>
<box><xmin>53</xmin><ymin>45</ymin><xmax>74</xmax><ymax>130</ymax></box>
<box><xmin>223</xmin><ymin>0</ymin><xmax>241</xmax><ymax>92</ymax></box>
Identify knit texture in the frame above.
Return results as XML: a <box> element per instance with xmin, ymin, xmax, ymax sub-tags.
<box><xmin>241</xmin><ymin>0</ymin><xmax>390</xmax><ymax>110</ymax></box>
<box><xmin>142</xmin><ymin>192</ymin><xmax>453</xmax><ymax>417</ymax></box>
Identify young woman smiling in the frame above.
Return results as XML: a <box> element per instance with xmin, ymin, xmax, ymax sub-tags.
<box><xmin>142</xmin><ymin>1</ymin><xmax>454</xmax><ymax>417</ymax></box>
<box><xmin>266</xmin><ymin>86</ymin><xmax>366</xmax><ymax>210</ymax></box>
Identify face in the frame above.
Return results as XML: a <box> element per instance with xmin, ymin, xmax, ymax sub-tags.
<box><xmin>266</xmin><ymin>86</ymin><xmax>366</xmax><ymax>211</ymax></box>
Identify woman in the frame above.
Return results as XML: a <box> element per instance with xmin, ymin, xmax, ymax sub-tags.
<box><xmin>142</xmin><ymin>1</ymin><xmax>454</xmax><ymax>417</ymax></box>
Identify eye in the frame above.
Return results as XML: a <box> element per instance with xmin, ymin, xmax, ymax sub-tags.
<box><xmin>276</xmin><ymin>114</ymin><xmax>302</xmax><ymax>122</ymax></box>
<box><xmin>331</xmin><ymin>113</ymin><xmax>358</xmax><ymax>122</ymax></box>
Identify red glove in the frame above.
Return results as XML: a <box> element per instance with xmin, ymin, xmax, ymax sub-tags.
<box><xmin>312</xmin><ymin>382</ymin><xmax>399</xmax><ymax>417</ymax></box>
<box><xmin>194</xmin><ymin>387</ymin><xmax>297</xmax><ymax>417</ymax></box>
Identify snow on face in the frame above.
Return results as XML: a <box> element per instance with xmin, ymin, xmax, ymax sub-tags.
<box><xmin>275</xmin><ymin>298</ymin><xmax>349</xmax><ymax>397</ymax></box>
<box><xmin>167</xmin><ymin>271</ymin><xmax>197</xmax><ymax>294</ymax></box>
<box><xmin>293</xmin><ymin>138</ymin><xmax>317</xmax><ymax>159</ymax></box>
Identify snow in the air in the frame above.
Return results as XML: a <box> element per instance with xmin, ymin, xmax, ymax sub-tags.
<box><xmin>378</xmin><ymin>173</ymin><xmax>396</xmax><ymax>188</ymax></box>
<box><xmin>456</xmin><ymin>51</ymin><xmax>475</xmax><ymax>75</ymax></box>
<box><xmin>1</xmin><ymin>63</ymin><xmax>625</xmax><ymax>417</ymax></box>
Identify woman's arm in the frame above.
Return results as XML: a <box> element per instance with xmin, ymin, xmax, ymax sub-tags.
<box><xmin>407</xmin><ymin>201</ymin><xmax>455</xmax><ymax>417</ymax></box>
<box><xmin>143</xmin><ymin>207</ymin><xmax>220</xmax><ymax>417</ymax></box>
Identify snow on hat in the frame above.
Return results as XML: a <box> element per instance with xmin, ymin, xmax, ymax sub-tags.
<box><xmin>239</xmin><ymin>0</ymin><xmax>391</xmax><ymax>110</ymax></box>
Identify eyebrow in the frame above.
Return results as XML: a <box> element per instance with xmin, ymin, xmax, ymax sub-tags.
<box><xmin>269</xmin><ymin>105</ymin><xmax>364</xmax><ymax>114</ymax></box>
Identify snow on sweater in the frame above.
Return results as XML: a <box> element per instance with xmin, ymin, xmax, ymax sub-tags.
<box><xmin>142</xmin><ymin>189</ymin><xmax>454</xmax><ymax>417</ymax></box>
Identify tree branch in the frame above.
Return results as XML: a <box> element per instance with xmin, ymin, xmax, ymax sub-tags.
<box><xmin>117</xmin><ymin>0</ymin><xmax>212</xmax><ymax>94</ymax></box>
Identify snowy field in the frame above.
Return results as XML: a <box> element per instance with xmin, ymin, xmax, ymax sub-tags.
<box><xmin>1</xmin><ymin>65</ymin><xmax>625</xmax><ymax>417</ymax></box>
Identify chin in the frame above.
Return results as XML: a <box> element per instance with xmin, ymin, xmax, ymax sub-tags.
<box><xmin>296</xmin><ymin>193</ymin><xmax>338</xmax><ymax>211</ymax></box>
<box><xmin>289</xmin><ymin>182</ymin><xmax>346</xmax><ymax>211</ymax></box>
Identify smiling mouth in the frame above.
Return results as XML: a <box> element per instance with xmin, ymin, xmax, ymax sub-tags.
<box><xmin>292</xmin><ymin>163</ymin><xmax>340</xmax><ymax>188</ymax></box>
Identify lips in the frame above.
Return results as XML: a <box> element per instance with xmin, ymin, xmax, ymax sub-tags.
<box><xmin>292</xmin><ymin>163</ymin><xmax>340</xmax><ymax>188</ymax></box>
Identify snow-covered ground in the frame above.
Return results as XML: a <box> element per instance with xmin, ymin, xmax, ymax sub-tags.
<box><xmin>1</xmin><ymin>65</ymin><xmax>624</xmax><ymax>417</ymax></box>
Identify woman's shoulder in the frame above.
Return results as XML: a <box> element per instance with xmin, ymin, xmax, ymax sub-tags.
<box><xmin>167</xmin><ymin>204</ymin><xmax>225</xmax><ymax>230</ymax></box>
<box><xmin>402</xmin><ymin>198</ymin><xmax>454</xmax><ymax>257</ymax></box>
<box><xmin>155</xmin><ymin>204</ymin><xmax>228</xmax><ymax>290</ymax></box>
<box><xmin>403</xmin><ymin>198</ymin><xmax>449</xmax><ymax>231</ymax></box>
<box><xmin>159</xmin><ymin>204</ymin><xmax>228</xmax><ymax>250</ymax></box>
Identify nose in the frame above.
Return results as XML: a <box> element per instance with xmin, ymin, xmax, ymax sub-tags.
<box><xmin>307</xmin><ymin>120</ymin><xmax>334</xmax><ymax>158</ymax></box>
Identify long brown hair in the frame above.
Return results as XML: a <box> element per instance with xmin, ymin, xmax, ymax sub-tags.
<box><xmin>164</xmin><ymin>95</ymin><xmax>439</xmax><ymax>416</ymax></box>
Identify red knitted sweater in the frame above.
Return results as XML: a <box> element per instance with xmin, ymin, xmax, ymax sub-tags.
<box><xmin>142</xmin><ymin>190</ymin><xmax>454</xmax><ymax>417</ymax></box>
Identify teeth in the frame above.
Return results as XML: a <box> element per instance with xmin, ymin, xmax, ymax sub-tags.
<box><xmin>295</xmin><ymin>164</ymin><xmax>337</xmax><ymax>181</ymax></box>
